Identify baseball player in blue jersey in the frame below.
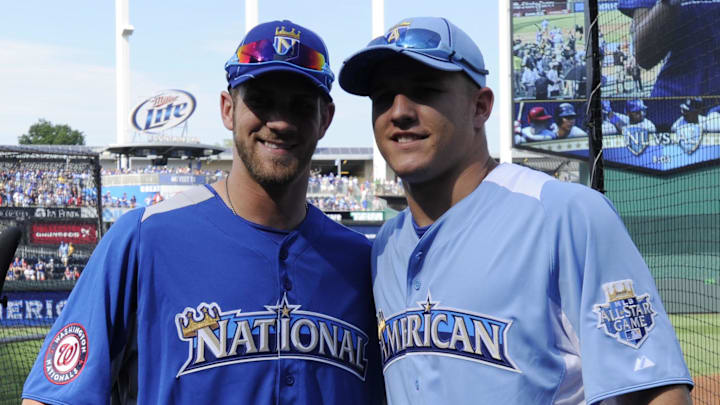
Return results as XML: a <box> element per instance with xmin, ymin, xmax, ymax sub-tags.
<box><xmin>619</xmin><ymin>0</ymin><xmax>720</xmax><ymax>97</ymax></box>
<box><xmin>340</xmin><ymin>16</ymin><xmax>693</xmax><ymax>404</ymax></box>
<box><xmin>21</xmin><ymin>20</ymin><xmax>383</xmax><ymax>405</ymax></box>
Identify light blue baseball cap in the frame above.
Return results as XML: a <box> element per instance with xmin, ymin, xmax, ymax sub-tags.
<box><xmin>339</xmin><ymin>17</ymin><xmax>488</xmax><ymax>96</ymax></box>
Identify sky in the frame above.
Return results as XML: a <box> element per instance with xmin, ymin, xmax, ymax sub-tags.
<box><xmin>0</xmin><ymin>1</ymin><xmax>501</xmax><ymax>154</ymax></box>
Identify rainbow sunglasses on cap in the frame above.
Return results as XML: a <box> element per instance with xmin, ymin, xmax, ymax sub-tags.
<box><xmin>225</xmin><ymin>20</ymin><xmax>335</xmax><ymax>98</ymax></box>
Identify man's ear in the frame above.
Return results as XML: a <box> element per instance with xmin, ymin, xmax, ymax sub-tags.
<box><xmin>318</xmin><ymin>101</ymin><xmax>335</xmax><ymax>140</ymax></box>
<box><xmin>220</xmin><ymin>91</ymin><xmax>234</xmax><ymax>131</ymax></box>
<box><xmin>472</xmin><ymin>87</ymin><xmax>494</xmax><ymax>130</ymax></box>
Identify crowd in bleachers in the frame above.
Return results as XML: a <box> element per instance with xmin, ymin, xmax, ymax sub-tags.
<box><xmin>0</xmin><ymin>164</ymin><xmax>97</xmax><ymax>208</ymax></box>
<box><xmin>101</xmin><ymin>165</ymin><xmax>223</xmax><ymax>178</ymax></box>
<box><xmin>306</xmin><ymin>172</ymin><xmax>403</xmax><ymax>211</ymax></box>
<box><xmin>1</xmin><ymin>163</ymin><xmax>405</xmax><ymax>211</ymax></box>
<box><xmin>5</xmin><ymin>243</ymin><xmax>85</xmax><ymax>282</ymax></box>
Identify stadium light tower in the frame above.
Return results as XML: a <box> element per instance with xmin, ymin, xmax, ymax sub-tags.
<box><xmin>115</xmin><ymin>0</ymin><xmax>134</xmax><ymax>168</ymax></box>
<box><xmin>498</xmin><ymin>0</ymin><xmax>512</xmax><ymax>164</ymax></box>
<box><xmin>245</xmin><ymin>0</ymin><xmax>258</xmax><ymax>33</ymax></box>
<box><xmin>371</xmin><ymin>0</ymin><xmax>388</xmax><ymax>181</ymax></box>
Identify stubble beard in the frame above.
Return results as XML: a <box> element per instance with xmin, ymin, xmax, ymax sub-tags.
<box><xmin>233</xmin><ymin>127</ymin><xmax>314</xmax><ymax>189</ymax></box>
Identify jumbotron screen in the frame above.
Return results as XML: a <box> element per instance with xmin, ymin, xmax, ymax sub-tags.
<box><xmin>511</xmin><ymin>0</ymin><xmax>720</xmax><ymax>173</ymax></box>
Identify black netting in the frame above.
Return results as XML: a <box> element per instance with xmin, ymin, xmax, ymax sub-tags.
<box><xmin>1</xmin><ymin>146</ymin><xmax>101</xmax><ymax>404</ymax></box>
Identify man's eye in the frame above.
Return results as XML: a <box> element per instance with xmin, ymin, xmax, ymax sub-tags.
<box><xmin>245</xmin><ymin>96</ymin><xmax>271</xmax><ymax>109</ymax></box>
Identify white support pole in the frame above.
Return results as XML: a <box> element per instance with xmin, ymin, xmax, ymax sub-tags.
<box><xmin>498</xmin><ymin>0</ymin><xmax>513</xmax><ymax>164</ymax></box>
<box><xmin>115</xmin><ymin>0</ymin><xmax>133</xmax><ymax>168</ymax></box>
<box><xmin>245</xmin><ymin>0</ymin><xmax>258</xmax><ymax>33</ymax></box>
<box><xmin>371</xmin><ymin>0</ymin><xmax>387</xmax><ymax>181</ymax></box>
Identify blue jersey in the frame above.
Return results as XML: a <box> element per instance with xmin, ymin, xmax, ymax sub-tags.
<box><xmin>23</xmin><ymin>185</ymin><xmax>384</xmax><ymax>405</ymax></box>
<box><xmin>618</xmin><ymin>0</ymin><xmax>720</xmax><ymax>97</ymax></box>
<box><xmin>372</xmin><ymin>164</ymin><xmax>691</xmax><ymax>404</ymax></box>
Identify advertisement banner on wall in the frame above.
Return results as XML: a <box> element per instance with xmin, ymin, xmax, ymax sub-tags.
<box><xmin>0</xmin><ymin>290</ymin><xmax>70</xmax><ymax>327</ymax></box>
<box><xmin>510</xmin><ymin>0</ymin><xmax>720</xmax><ymax>173</ymax></box>
<box><xmin>29</xmin><ymin>223</ymin><xmax>98</xmax><ymax>245</ymax></box>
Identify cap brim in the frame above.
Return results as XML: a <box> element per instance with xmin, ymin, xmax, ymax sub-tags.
<box><xmin>228</xmin><ymin>64</ymin><xmax>332</xmax><ymax>100</ymax></box>
<box><xmin>339</xmin><ymin>46</ymin><xmax>462</xmax><ymax>96</ymax></box>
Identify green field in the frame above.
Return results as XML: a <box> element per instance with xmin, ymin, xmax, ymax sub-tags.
<box><xmin>0</xmin><ymin>338</ymin><xmax>44</xmax><ymax>405</ymax></box>
<box><xmin>671</xmin><ymin>313</ymin><xmax>720</xmax><ymax>377</ymax></box>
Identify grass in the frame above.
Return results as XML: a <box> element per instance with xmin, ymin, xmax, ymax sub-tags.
<box><xmin>671</xmin><ymin>313</ymin><xmax>720</xmax><ymax>377</ymax></box>
<box><xmin>0</xmin><ymin>338</ymin><xmax>44</xmax><ymax>405</ymax></box>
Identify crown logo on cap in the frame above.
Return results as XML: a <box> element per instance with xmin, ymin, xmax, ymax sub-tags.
<box><xmin>180</xmin><ymin>306</ymin><xmax>220</xmax><ymax>338</ymax></box>
<box><xmin>604</xmin><ymin>280</ymin><xmax>636</xmax><ymax>302</ymax></box>
<box><xmin>276</xmin><ymin>26</ymin><xmax>301</xmax><ymax>40</ymax></box>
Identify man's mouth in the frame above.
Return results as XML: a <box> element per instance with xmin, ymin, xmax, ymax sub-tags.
<box><xmin>258</xmin><ymin>139</ymin><xmax>294</xmax><ymax>150</ymax></box>
<box><xmin>391</xmin><ymin>132</ymin><xmax>428</xmax><ymax>144</ymax></box>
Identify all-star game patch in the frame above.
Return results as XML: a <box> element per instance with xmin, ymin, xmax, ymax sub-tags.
<box><xmin>43</xmin><ymin>323</ymin><xmax>89</xmax><ymax>385</ymax></box>
<box><xmin>593</xmin><ymin>279</ymin><xmax>657</xmax><ymax>349</ymax></box>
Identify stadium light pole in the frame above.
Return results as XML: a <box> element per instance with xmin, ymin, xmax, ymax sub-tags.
<box><xmin>115</xmin><ymin>0</ymin><xmax>134</xmax><ymax>169</ymax></box>
<box><xmin>498</xmin><ymin>0</ymin><xmax>513</xmax><ymax>164</ymax></box>
<box><xmin>245</xmin><ymin>0</ymin><xmax>258</xmax><ymax>33</ymax></box>
<box><xmin>371</xmin><ymin>0</ymin><xmax>387</xmax><ymax>181</ymax></box>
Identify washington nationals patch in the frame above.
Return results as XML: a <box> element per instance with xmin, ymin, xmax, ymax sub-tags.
<box><xmin>43</xmin><ymin>323</ymin><xmax>89</xmax><ymax>385</ymax></box>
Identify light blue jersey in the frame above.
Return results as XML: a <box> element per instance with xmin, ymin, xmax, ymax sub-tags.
<box><xmin>372</xmin><ymin>163</ymin><xmax>691</xmax><ymax>404</ymax></box>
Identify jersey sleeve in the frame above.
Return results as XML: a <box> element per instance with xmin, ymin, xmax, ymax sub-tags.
<box><xmin>547</xmin><ymin>184</ymin><xmax>692</xmax><ymax>404</ymax></box>
<box><xmin>22</xmin><ymin>209</ymin><xmax>142</xmax><ymax>405</ymax></box>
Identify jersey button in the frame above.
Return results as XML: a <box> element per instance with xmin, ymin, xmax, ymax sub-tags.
<box><xmin>283</xmin><ymin>277</ymin><xmax>292</xmax><ymax>291</ymax></box>
<box><xmin>413</xmin><ymin>280</ymin><xmax>421</xmax><ymax>291</ymax></box>
<box><xmin>279</xmin><ymin>249</ymin><xmax>288</xmax><ymax>260</ymax></box>
<box><xmin>285</xmin><ymin>375</ymin><xmax>295</xmax><ymax>386</ymax></box>
<box><xmin>416</xmin><ymin>251</ymin><xmax>423</xmax><ymax>259</ymax></box>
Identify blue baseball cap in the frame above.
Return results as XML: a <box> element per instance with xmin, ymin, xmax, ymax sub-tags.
<box><xmin>224</xmin><ymin>20</ymin><xmax>335</xmax><ymax>99</ymax></box>
<box><xmin>339</xmin><ymin>17</ymin><xmax>488</xmax><ymax>96</ymax></box>
<box><xmin>625</xmin><ymin>99</ymin><xmax>647</xmax><ymax>113</ymax></box>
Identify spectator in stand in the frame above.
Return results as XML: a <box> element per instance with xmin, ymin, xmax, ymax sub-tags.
<box><xmin>58</xmin><ymin>241</ymin><xmax>69</xmax><ymax>266</ymax></box>
<box><xmin>63</xmin><ymin>266</ymin><xmax>73</xmax><ymax>280</ymax></box>
<box><xmin>35</xmin><ymin>260</ymin><xmax>46</xmax><ymax>281</ymax></box>
<box><xmin>23</xmin><ymin>261</ymin><xmax>36</xmax><ymax>281</ymax></box>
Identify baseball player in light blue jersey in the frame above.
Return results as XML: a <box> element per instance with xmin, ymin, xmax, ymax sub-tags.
<box><xmin>340</xmin><ymin>16</ymin><xmax>692</xmax><ymax>404</ymax></box>
<box><xmin>22</xmin><ymin>20</ymin><xmax>384</xmax><ymax>405</ymax></box>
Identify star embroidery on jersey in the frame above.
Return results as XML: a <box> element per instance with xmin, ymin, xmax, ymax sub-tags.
<box><xmin>418</xmin><ymin>291</ymin><xmax>438</xmax><ymax>314</ymax></box>
<box><xmin>265</xmin><ymin>292</ymin><xmax>300</xmax><ymax>318</ymax></box>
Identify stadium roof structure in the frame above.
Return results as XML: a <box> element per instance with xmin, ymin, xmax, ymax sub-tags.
<box><xmin>312</xmin><ymin>147</ymin><xmax>373</xmax><ymax>160</ymax></box>
<box><xmin>105</xmin><ymin>142</ymin><xmax>224</xmax><ymax>160</ymax></box>
<box><xmin>0</xmin><ymin>144</ymin><xmax>101</xmax><ymax>157</ymax></box>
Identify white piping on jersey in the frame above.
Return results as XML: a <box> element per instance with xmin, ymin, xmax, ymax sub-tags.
<box><xmin>483</xmin><ymin>163</ymin><xmax>553</xmax><ymax>201</ymax></box>
<box><xmin>549</xmin><ymin>298</ymin><xmax>585</xmax><ymax>405</ymax></box>
<box><xmin>141</xmin><ymin>185</ymin><xmax>215</xmax><ymax>222</ymax></box>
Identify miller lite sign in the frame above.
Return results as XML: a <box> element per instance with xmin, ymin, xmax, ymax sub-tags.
<box><xmin>131</xmin><ymin>89</ymin><xmax>196</xmax><ymax>133</ymax></box>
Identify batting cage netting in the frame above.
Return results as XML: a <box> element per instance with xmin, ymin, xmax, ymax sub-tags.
<box><xmin>0</xmin><ymin>145</ymin><xmax>102</xmax><ymax>404</ymax></box>
<box><xmin>512</xmin><ymin>1</ymin><xmax>720</xmax><ymax>403</ymax></box>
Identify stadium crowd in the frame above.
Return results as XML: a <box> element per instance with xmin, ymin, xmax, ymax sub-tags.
<box><xmin>306</xmin><ymin>172</ymin><xmax>402</xmax><ymax>211</ymax></box>
<box><xmin>2</xmin><ymin>163</ymin><xmax>404</xmax><ymax>211</ymax></box>
<box><xmin>0</xmin><ymin>165</ymin><xmax>97</xmax><ymax>208</ymax></box>
<box><xmin>5</xmin><ymin>247</ymin><xmax>84</xmax><ymax>282</ymax></box>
